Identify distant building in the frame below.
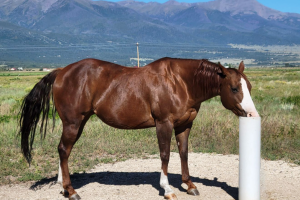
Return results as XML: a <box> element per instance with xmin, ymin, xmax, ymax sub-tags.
<box><xmin>0</xmin><ymin>65</ymin><xmax>8</xmax><ymax>71</ymax></box>
<box><xmin>130</xmin><ymin>58</ymin><xmax>154</xmax><ymax>62</ymax></box>
<box><xmin>130</xmin><ymin>58</ymin><xmax>154</xmax><ymax>67</ymax></box>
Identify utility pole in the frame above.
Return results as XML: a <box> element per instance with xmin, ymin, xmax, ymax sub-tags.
<box><xmin>136</xmin><ymin>42</ymin><xmax>139</xmax><ymax>68</ymax></box>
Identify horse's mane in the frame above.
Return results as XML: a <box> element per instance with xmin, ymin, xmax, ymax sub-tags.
<box><xmin>193</xmin><ymin>59</ymin><xmax>221</xmax><ymax>99</ymax></box>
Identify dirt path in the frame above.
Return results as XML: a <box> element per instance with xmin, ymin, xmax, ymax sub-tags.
<box><xmin>1</xmin><ymin>152</ymin><xmax>299</xmax><ymax>200</ymax></box>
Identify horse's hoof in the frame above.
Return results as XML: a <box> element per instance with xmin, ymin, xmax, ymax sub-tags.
<box><xmin>187</xmin><ymin>188</ymin><xmax>200</xmax><ymax>196</ymax></box>
<box><xmin>164</xmin><ymin>193</ymin><xmax>178</xmax><ymax>200</ymax></box>
<box><xmin>60</xmin><ymin>190</ymin><xmax>69</xmax><ymax>197</ymax></box>
<box><xmin>69</xmin><ymin>193</ymin><xmax>81</xmax><ymax>200</ymax></box>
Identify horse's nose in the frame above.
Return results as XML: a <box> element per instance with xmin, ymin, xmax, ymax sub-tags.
<box><xmin>247</xmin><ymin>112</ymin><xmax>259</xmax><ymax>117</ymax></box>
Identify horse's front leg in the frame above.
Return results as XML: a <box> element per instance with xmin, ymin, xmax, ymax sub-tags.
<box><xmin>175</xmin><ymin>123</ymin><xmax>200</xmax><ymax>196</ymax></box>
<box><xmin>156</xmin><ymin>120</ymin><xmax>177</xmax><ymax>200</ymax></box>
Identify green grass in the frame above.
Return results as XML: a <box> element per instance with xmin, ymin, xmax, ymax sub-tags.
<box><xmin>0</xmin><ymin>68</ymin><xmax>299</xmax><ymax>185</ymax></box>
<box><xmin>0</xmin><ymin>71</ymin><xmax>48</xmax><ymax>76</ymax></box>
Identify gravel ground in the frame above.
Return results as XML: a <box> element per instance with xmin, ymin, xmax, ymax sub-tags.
<box><xmin>1</xmin><ymin>152</ymin><xmax>299</xmax><ymax>200</ymax></box>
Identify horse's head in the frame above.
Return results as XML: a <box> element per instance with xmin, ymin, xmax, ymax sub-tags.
<box><xmin>218</xmin><ymin>62</ymin><xmax>259</xmax><ymax>117</ymax></box>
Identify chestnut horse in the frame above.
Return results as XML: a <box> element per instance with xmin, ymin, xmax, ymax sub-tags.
<box><xmin>19</xmin><ymin>57</ymin><xmax>258</xmax><ymax>200</ymax></box>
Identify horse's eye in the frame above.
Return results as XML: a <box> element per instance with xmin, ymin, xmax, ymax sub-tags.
<box><xmin>231</xmin><ymin>88</ymin><xmax>238</xmax><ymax>93</ymax></box>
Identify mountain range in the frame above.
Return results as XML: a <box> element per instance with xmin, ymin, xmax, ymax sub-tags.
<box><xmin>0</xmin><ymin>0</ymin><xmax>300</xmax><ymax>65</ymax></box>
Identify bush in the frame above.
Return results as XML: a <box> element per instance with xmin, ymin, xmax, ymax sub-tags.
<box><xmin>281</xmin><ymin>96</ymin><xmax>300</xmax><ymax>107</ymax></box>
<box><xmin>0</xmin><ymin>115</ymin><xmax>10</xmax><ymax>123</ymax></box>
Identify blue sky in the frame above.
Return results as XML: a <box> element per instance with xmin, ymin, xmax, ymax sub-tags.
<box><xmin>94</xmin><ymin>0</ymin><xmax>300</xmax><ymax>14</ymax></box>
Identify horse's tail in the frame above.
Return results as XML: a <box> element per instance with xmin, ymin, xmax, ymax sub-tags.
<box><xmin>19</xmin><ymin>69</ymin><xmax>61</xmax><ymax>164</ymax></box>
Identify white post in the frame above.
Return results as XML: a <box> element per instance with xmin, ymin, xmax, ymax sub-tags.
<box><xmin>239</xmin><ymin>117</ymin><xmax>261</xmax><ymax>200</ymax></box>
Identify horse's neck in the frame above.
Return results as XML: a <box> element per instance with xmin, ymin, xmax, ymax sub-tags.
<box><xmin>192</xmin><ymin>61</ymin><xmax>221</xmax><ymax>103</ymax></box>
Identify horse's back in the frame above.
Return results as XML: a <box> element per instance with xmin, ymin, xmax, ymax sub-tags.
<box><xmin>53</xmin><ymin>58</ymin><xmax>156</xmax><ymax>129</ymax></box>
<box><xmin>52</xmin><ymin>58</ymin><xmax>196</xmax><ymax>129</ymax></box>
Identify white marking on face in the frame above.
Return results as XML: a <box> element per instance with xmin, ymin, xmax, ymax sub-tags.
<box><xmin>240</xmin><ymin>78</ymin><xmax>259</xmax><ymax>117</ymax></box>
<box><xmin>57</xmin><ymin>160</ymin><xmax>62</xmax><ymax>185</ymax></box>
<box><xmin>160</xmin><ymin>170</ymin><xmax>174</xmax><ymax>195</ymax></box>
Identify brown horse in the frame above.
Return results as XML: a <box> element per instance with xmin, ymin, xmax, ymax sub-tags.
<box><xmin>19</xmin><ymin>57</ymin><xmax>258</xmax><ymax>200</ymax></box>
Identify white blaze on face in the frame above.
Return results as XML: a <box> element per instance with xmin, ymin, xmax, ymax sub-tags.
<box><xmin>240</xmin><ymin>78</ymin><xmax>259</xmax><ymax>117</ymax></box>
<box><xmin>160</xmin><ymin>170</ymin><xmax>174</xmax><ymax>195</ymax></box>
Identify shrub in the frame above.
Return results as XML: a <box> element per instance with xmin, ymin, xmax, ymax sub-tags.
<box><xmin>281</xmin><ymin>96</ymin><xmax>300</xmax><ymax>107</ymax></box>
<box><xmin>0</xmin><ymin>115</ymin><xmax>10</xmax><ymax>123</ymax></box>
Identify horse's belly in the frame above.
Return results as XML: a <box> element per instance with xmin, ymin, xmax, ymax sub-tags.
<box><xmin>94</xmin><ymin>105</ymin><xmax>155</xmax><ymax>129</ymax></box>
<box><xmin>100</xmin><ymin>115</ymin><xmax>155</xmax><ymax>129</ymax></box>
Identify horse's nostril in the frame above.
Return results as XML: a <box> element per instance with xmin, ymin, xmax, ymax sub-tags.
<box><xmin>247</xmin><ymin>112</ymin><xmax>260</xmax><ymax>117</ymax></box>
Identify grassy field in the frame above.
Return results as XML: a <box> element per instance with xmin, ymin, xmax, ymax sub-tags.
<box><xmin>0</xmin><ymin>68</ymin><xmax>299</xmax><ymax>185</ymax></box>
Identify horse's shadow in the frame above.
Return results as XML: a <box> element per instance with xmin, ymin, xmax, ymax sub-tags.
<box><xmin>30</xmin><ymin>171</ymin><xmax>238</xmax><ymax>199</ymax></box>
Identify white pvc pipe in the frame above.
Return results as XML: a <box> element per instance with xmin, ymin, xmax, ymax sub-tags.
<box><xmin>239</xmin><ymin>117</ymin><xmax>261</xmax><ymax>200</ymax></box>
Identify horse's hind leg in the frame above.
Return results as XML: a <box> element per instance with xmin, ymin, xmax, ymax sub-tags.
<box><xmin>57</xmin><ymin>114</ymin><xmax>91</xmax><ymax>200</ymax></box>
<box><xmin>175</xmin><ymin>123</ymin><xmax>200</xmax><ymax>196</ymax></box>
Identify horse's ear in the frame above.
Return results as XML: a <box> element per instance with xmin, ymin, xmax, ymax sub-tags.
<box><xmin>238</xmin><ymin>61</ymin><xmax>245</xmax><ymax>73</ymax></box>
<box><xmin>217</xmin><ymin>63</ymin><xmax>229</xmax><ymax>77</ymax></box>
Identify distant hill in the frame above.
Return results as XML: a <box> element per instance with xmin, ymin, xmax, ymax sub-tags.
<box><xmin>119</xmin><ymin>0</ymin><xmax>300</xmax><ymax>44</ymax></box>
<box><xmin>1</xmin><ymin>0</ymin><xmax>300</xmax><ymax>45</ymax></box>
<box><xmin>0</xmin><ymin>0</ymin><xmax>299</xmax><ymax>65</ymax></box>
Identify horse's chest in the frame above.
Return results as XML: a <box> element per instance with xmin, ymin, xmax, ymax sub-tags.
<box><xmin>174</xmin><ymin>108</ymin><xmax>197</xmax><ymax>127</ymax></box>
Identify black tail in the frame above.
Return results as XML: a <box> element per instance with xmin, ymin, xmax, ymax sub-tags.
<box><xmin>19</xmin><ymin>69</ymin><xmax>61</xmax><ymax>164</ymax></box>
